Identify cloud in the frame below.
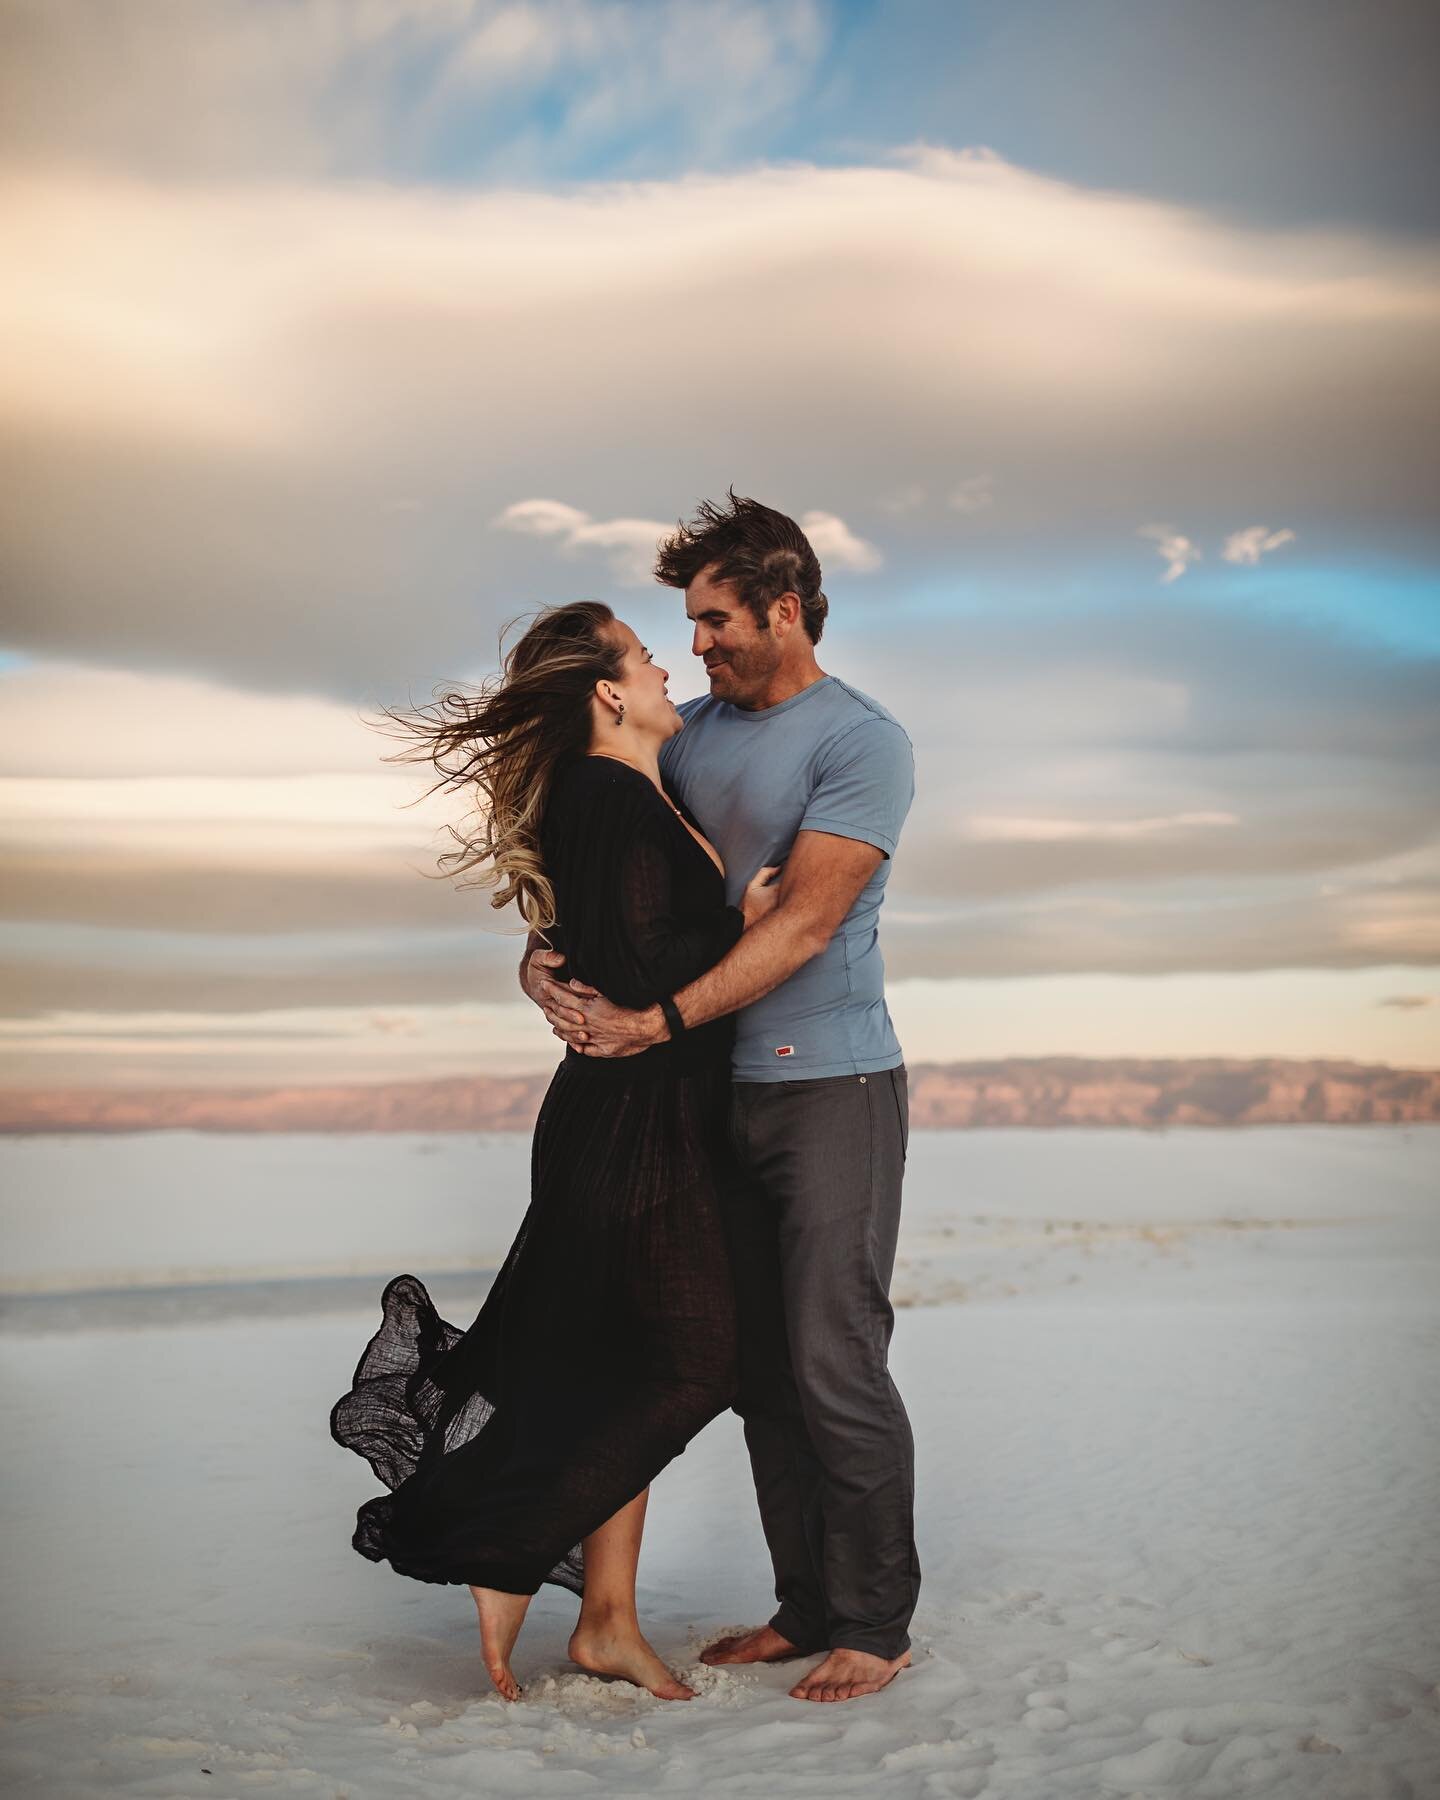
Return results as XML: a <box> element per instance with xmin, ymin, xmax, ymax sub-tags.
<box><xmin>965</xmin><ymin>812</ymin><xmax>1238</xmax><ymax>844</ymax></box>
<box><xmin>1138</xmin><ymin>522</ymin><xmax>1296</xmax><ymax>582</ymax></box>
<box><xmin>0</xmin><ymin>991</ymin><xmax>547</xmax><ymax>1085</ymax></box>
<box><xmin>0</xmin><ymin>0</ymin><xmax>829</xmax><ymax>183</ymax></box>
<box><xmin>493</xmin><ymin>498</ymin><xmax>669</xmax><ymax>584</ymax></box>
<box><xmin>1138</xmin><ymin>524</ymin><xmax>1202</xmax><ymax>584</ymax></box>
<box><xmin>0</xmin><ymin>927</ymin><xmax>522</xmax><ymax>1022</ymax></box>
<box><xmin>494</xmin><ymin>499</ymin><xmax>592</xmax><ymax>539</ymax></box>
<box><xmin>366</xmin><ymin>1012</ymin><xmax>422</xmax><ymax>1036</ymax></box>
<box><xmin>0</xmin><ymin>134</ymin><xmax>1436</xmax><ymax>1058</ymax></box>
<box><xmin>4</xmin><ymin>0</ymin><xmax>1437</xmax><ymax>248</ymax></box>
<box><xmin>433</xmin><ymin>1</ymin><xmax>828</xmax><ymax>175</ymax></box>
<box><xmin>7</xmin><ymin>858</ymin><xmax>1439</xmax><ymax>1027</ymax></box>
<box><xmin>880</xmin><ymin>881</ymin><xmax>1440</xmax><ymax>981</ymax></box>
<box><xmin>0</xmin><ymin>658</ymin><xmax>387</xmax><ymax>777</ymax></box>
<box><xmin>1376</xmin><ymin>993</ymin><xmax>1436</xmax><ymax>1010</ymax></box>
<box><xmin>3</xmin><ymin>7</ymin><xmax>1438</xmax><ymax>1079</ymax></box>
<box><xmin>1223</xmin><ymin>524</ymin><xmax>1298</xmax><ymax>565</ymax></box>
<box><xmin>2</xmin><ymin>605</ymin><xmax>1436</xmax><ymax>1035</ymax></box>
<box><xmin>948</xmin><ymin>474</ymin><xmax>995</xmax><ymax>515</ymax></box>
<box><xmin>841</xmin><ymin>598</ymin><xmax>1440</xmax><ymax>924</ymax></box>
<box><xmin>0</xmin><ymin>839</ymin><xmax>467</xmax><ymax>934</ymax></box>
<box><xmin>0</xmin><ymin>660</ymin><xmax>490</xmax><ymax>961</ymax></box>
<box><xmin>798</xmin><ymin>511</ymin><xmax>882</xmax><ymax>574</ymax></box>
<box><xmin>3</xmin><ymin>150</ymin><xmax>1437</xmax><ymax>689</ymax></box>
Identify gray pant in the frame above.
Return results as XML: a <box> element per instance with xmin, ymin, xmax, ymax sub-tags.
<box><xmin>724</xmin><ymin>1065</ymin><xmax>919</xmax><ymax>1660</ymax></box>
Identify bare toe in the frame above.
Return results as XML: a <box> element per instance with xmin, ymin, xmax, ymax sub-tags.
<box><xmin>486</xmin><ymin>1660</ymin><xmax>521</xmax><ymax>1702</ymax></box>
<box><xmin>652</xmin><ymin>1676</ymin><xmax>697</xmax><ymax>1701</ymax></box>
<box><xmin>789</xmin><ymin>1649</ymin><xmax>908</xmax><ymax>1703</ymax></box>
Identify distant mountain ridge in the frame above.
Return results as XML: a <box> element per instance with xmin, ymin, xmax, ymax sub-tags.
<box><xmin>1</xmin><ymin>1058</ymin><xmax>1437</xmax><ymax>1133</ymax></box>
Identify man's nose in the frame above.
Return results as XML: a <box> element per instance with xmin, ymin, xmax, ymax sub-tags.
<box><xmin>690</xmin><ymin>624</ymin><xmax>708</xmax><ymax>657</ymax></box>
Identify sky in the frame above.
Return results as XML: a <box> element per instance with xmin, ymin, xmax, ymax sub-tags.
<box><xmin>1</xmin><ymin>0</ymin><xmax>1438</xmax><ymax>1087</ymax></box>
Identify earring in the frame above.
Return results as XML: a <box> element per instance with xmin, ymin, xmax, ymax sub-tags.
<box><xmin>615</xmin><ymin>703</ymin><xmax>625</xmax><ymax>728</ymax></box>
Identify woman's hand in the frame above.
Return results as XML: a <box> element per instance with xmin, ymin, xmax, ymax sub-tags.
<box><xmin>522</xmin><ymin>946</ymin><xmax>601</xmax><ymax>1039</ymax></box>
<box><xmin>521</xmin><ymin>945</ymin><xmax>567</xmax><ymax>1005</ymax></box>
<box><xmin>741</xmin><ymin>864</ymin><xmax>783</xmax><ymax>928</ymax></box>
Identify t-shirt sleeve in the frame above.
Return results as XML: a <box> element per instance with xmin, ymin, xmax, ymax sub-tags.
<box><xmin>799</xmin><ymin>716</ymin><xmax>915</xmax><ymax>858</ymax></box>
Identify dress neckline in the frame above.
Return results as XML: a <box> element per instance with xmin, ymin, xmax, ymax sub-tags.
<box><xmin>580</xmin><ymin>753</ymin><xmax>725</xmax><ymax>880</ymax></box>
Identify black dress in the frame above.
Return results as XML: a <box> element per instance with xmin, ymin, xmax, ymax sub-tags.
<box><xmin>329</xmin><ymin>753</ymin><xmax>744</xmax><ymax>1595</ymax></box>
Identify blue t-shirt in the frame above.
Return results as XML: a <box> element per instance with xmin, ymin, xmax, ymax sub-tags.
<box><xmin>658</xmin><ymin>674</ymin><xmax>914</xmax><ymax>1082</ymax></box>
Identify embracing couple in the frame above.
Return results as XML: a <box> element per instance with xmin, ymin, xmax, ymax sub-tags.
<box><xmin>331</xmin><ymin>492</ymin><xmax>919</xmax><ymax>1706</ymax></box>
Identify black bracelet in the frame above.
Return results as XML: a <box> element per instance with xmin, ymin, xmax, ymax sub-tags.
<box><xmin>658</xmin><ymin>994</ymin><xmax>686</xmax><ymax>1041</ymax></box>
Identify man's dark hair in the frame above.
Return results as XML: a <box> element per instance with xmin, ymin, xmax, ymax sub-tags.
<box><xmin>654</xmin><ymin>489</ymin><xmax>828</xmax><ymax>643</ymax></box>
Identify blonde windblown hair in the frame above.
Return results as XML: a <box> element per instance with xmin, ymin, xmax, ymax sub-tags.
<box><xmin>373</xmin><ymin>601</ymin><xmax>625</xmax><ymax>932</ymax></box>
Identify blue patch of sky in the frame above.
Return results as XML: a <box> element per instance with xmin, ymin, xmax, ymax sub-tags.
<box><xmin>401</xmin><ymin>0</ymin><xmax>1438</xmax><ymax>240</ymax></box>
<box><xmin>851</xmin><ymin>572</ymin><xmax>996</xmax><ymax>624</ymax></box>
<box><xmin>839</xmin><ymin>554</ymin><xmax>1440</xmax><ymax>659</ymax></box>
<box><xmin>410</xmin><ymin>3</ymin><xmax>866</xmax><ymax>187</ymax></box>
<box><xmin>1205</xmin><ymin>562</ymin><xmax>1440</xmax><ymax>660</ymax></box>
<box><xmin>0</xmin><ymin>649</ymin><xmax>34</xmax><ymax>675</ymax></box>
<box><xmin>399</xmin><ymin>1</ymin><xmax>862</xmax><ymax>188</ymax></box>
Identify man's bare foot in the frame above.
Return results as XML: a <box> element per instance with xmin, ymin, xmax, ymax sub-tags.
<box><xmin>789</xmin><ymin>1647</ymin><xmax>911</xmax><ymax>1702</ymax></box>
<box><xmin>567</xmin><ymin>1619</ymin><xmax>695</xmax><ymax>1700</ymax></box>
<box><xmin>700</xmin><ymin>1624</ymin><xmax>804</xmax><ymax>1666</ymax></box>
<box><xmin>469</xmin><ymin>1585</ymin><xmax>532</xmax><ymax>1701</ymax></box>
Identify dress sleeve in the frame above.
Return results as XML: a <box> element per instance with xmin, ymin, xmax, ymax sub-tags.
<box><xmin>609</xmin><ymin>810</ymin><xmax>744</xmax><ymax>1009</ymax></box>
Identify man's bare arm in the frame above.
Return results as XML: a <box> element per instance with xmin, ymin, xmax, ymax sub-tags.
<box><xmin>671</xmin><ymin>830</ymin><xmax>882</xmax><ymax>1028</ymax></box>
<box><xmin>553</xmin><ymin>830</ymin><xmax>884</xmax><ymax>1056</ymax></box>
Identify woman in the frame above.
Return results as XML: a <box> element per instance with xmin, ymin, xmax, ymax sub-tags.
<box><xmin>329</xmin><ymin>600</ymin><xmax>777</xmax><ymax>1703</ymax></box>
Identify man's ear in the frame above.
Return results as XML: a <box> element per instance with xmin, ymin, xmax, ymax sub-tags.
<box><xmin>771</xmin><ymin>591</ymin><xmax>802</xmax><ymax>637</ymax></box>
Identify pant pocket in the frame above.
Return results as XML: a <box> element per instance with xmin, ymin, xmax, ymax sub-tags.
<box><xmin>890</xmin><ymin>1067</ymin><xmax>909</xmax><ymax>1163</ymax></box>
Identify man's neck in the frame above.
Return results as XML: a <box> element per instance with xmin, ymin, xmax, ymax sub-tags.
<box><xmin>736</xmin><ymin>661</ymin><xmax>827</xmax><ymax>712</ymax></box>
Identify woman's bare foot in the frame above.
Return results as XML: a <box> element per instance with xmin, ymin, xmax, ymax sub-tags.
<box><xmin>568</xmin><ymin>1616</ymin><xmax>696</xmax><ymax>1700</ymax></box>
<box><xmin>789</xmin><ymin>1647</ymin><xmax>911</xmax><ymax>1702</ymax></box>
<box><xmin>700</xmin><ymin>1624</ymin><xmax>802</xmax><ymax>1666</ymax></box>
<box><xmin>469</xmin><ymin>1585</ymin><xmax>532</xmax><ymax>1701</ymax></box>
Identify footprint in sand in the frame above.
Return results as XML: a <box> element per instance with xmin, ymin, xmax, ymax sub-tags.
<box><xmin>1015</xmin><ymin>1658</ymin><xmax>1071</xmax><ymax>1687</ymax></box>
<box><xmin>919</xmin><ymin>1773</ymin><xmax>990</xmax><ymax>1799</ymax></box>
<box><xmin>1022</xmin><ymin>1690</ymin><xmax>1071</xmax><ymax>1733</ymax></box>
<box><xmin>1089</xmin><ymin>1628</ymin><xmax>1212</xmax><ymax>1668</ymax></box>
<box><xmin>989</xmin><ymin>1589</ymin><xmax>1066</xmax><ymax>1627</ymax></box>
<box><xmin>1098</xmin><ymin>1701</ymin><xmax>1317</xmax><ymax>1792</ymax></box>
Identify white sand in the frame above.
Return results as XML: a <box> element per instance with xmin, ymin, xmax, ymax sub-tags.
<box><xmin>2</xmin><ymin>1126</ymin><xmax>1438</xmax><ymax>1798</ymax></box>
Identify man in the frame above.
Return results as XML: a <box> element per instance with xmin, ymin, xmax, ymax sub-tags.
<box><xmin>521</xmin><ymin>492</ymin><xmax>919</xmax><ymax>1702</ymax></box>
